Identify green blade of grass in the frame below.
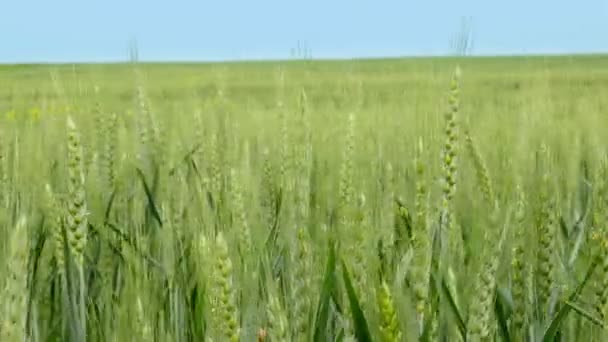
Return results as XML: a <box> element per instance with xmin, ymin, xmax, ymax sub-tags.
<box><xmin>27</xmin><ymin>217</ymin><xmax>47</xmax><ymax>335</ymax></box>
<box><xmin>168</xmin><ymin>143</ymin><xmax>202</xmax><ymax>176</ymax></box>
<box><xmin>420</xmin><ymin>268</ymin><xmax>442</xmax><ymax>341</ymax></box>
<box><xmin>564</xmin><ymin>301</ymin><xmax>604</xmax><ymax>328</ymax></box>
<box><xmin>543</xmin><ymin>257</ymin><xmax>599</xmax><ymax>341</ymax></box>
<box><xmin>341</xmin><ymin>259</ymin><xmax>372</xmax><ymax>342</ymax></box>
<box><xmin>135</xmin><ymin>167</ymin><xmax>163</xmax><ymax>227</ymax></box>
<box><xmin>313</xmin><ymin>239</ymin><xmax>337</xmax><ymax>342</ymax></box>
<box><xmin>103</xmin><ymin>186</ymin><xmax>117</xmax><ymax>223</ymax></box>
<box><xmin>439</xmin><ymin>274</ymin><xmax>466</xmax><ymax>340</ymax></box>
<box><xmin>495</xmin><ymin>287</ymin><xmax>512</xmax><ymax>342</ymax></box>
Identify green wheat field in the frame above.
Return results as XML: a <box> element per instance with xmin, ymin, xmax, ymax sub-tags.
<box><xmin>1</xmin><ymin>55</ymin><xmax>608</xmax><ymax>341</ymax></box>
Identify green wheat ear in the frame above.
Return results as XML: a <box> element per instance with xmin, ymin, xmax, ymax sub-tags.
<box><xmin>66</xmin><ymin>116</ymin><xmax>88</xmax><ymax>267</ymax></box>
<box><xmin>102</xmin><ymin>111</ymin><xmax>117</xmax><ymax>191</ymax></box>
<box><xmin>442</xmin><ymin>66</ymin><xmax>461</xmax><ymax>205</ymax></box>
<box><xmin>536</xmin><ymin>174</ymin><xmax>556</xmax><ymax>319</ymax></box>
<box><xmin>278</xmin><ymin>100</ymin><xmax>292</xmax><ymax>193</ymax></box>
<box><xmin>209</xmin><ymin>133</ymin><xmax>222</xmax><ymax>205</ymax></box>
<box><xmin>412</xmin><ymin>137</ymin><xmax>431</xmax><ymax>331</ymax></box>
<box><xmin>291</xmin><ymin>226</ymin><xmax>312</xmax><ymax>340</ymax></box>
<box><xmin>294</xmin><ymin>87</ymin><xmax>312</xmax><ymax>224</ymax></box>
<box><xmin>45</xmin><ymin>184</ymin><xmax>65</xmax><ymax>275</ymax></box>
<box><xmin>136</xmin><ymin>295</ymin><xmax>153</xmax><ymax>340</ymax></box>
<box><xmin>593</xmin><ymin>237</ymin><xmax>608</xmax><ymax>326</ymax></box>
<box><xmin>0</xmin><ymin>127</ymin><xmax>9</xmax><ymax>206</ymax></box>
<box><xmin>338</xmin><ymin>112</ymin><xmax>356</xmax><ymax>226</ymax></box>
<box><xmin>467</xmin><ymin>213</ymin><xmax>507</xmax><ymax>341</ymax></box>
<box><xmin>439</xmin><ymin>66</ymin><xmax>461</xmax><ymax>250</ymax></box>
<box><xmin>230</xmin><ymin>168</ymin><xmax>252</xmax><ymax>258</ymax></box>
<box><xmin>377</xmin><ymin>281</ymin><xmax>402</xmax><ymax>342</ymax></box>
<box><xmin>266</xmin><ymin>277</ymin><xmax>289</xmax><ymax>342</ymax></box>
<box><xmin>262</xmin><ymin>148</ymin><xmax>277</xmax><ymax>230</ymax></box>
<box><xmin>465</xmin><ymin>129</ymin><xmax>495</xmax><ymax>206</ymax></box>
<box><xmin>1</xmin><ymin>216</ymin><xmax>29</xmax><ymax>342</ymax></box>
<box><xmin>211</xmin><ymin>232</ymin><xmax>240</xmax><ymax>342</ymax></box>
<box><xmin>590</xmin><ymin>160</ymin><xmax>608</xmax><ymax>325</ymax></box>
<box><xmin>511</xmin><ymin>185</ymin><xmax>528</xmax><ymax>337</ymax></box>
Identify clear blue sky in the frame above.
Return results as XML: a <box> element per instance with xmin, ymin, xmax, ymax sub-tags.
<box><xmin>2</xmin><ymin>0</ymin><xmax>607</xmax><ymax>63</ymax></box>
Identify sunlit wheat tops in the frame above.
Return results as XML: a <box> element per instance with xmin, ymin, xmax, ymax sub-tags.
<box><xmin>592</xmin><ymin>230</ymin><xmax>608</xmax><ymax>323</ymax></box>
<box><xmin>466</xmin><ymin>132</ymin><xmax>503</xmax><ymax>340</ymax></box>
<box><xmin>230</xmin><ymin>169</ymin><xmax>252</xmax><ymax>257</ymax></box>
<box><xmin>467</xmin><ymin>222</ymin><xmax>507</xmax><ymax>341</ymax></box>
<box><xmin>135</xmin><ymin>86</ymin><xmax>151</xmax><ymax>165</ymax></box>
<box><xmin>442</xmin><ymin>67</ymin><xmax>461</xmax><ymax>201</ymax></box>
<box><xmin>194</xmin><ymin>108</ymin><xmax>205</xmax><ymax>164</ymax></box>
<box><xmin>0</xmin><ymin>128</ymin><xmax>9</xmax><ymax>205</ymax></box>
<box><xmin>511</xmin><ymin>185</ymin><xmax>528</xmax><ymax>335</ymax></box>
<box><xmin>338</xmin><ymin>112</ymin><xmax>356</xmax><ymax>226</ymax></box>
<box><xmin>294</xmin><ymin>88</ymin><xmax>312</xmax><ymax>222</ymax></box>
<box><xmin>135</xmin><ymin>84</ymin><xmax>161</xmax><ymax>169</ymax></box>
<box><xmin>377</xmin><ymin>281</ymin><xmax>402</xmax><ymax>342</ymax></box>
<box><xmin>465</xmin><ymin>129</ymin><xmax>495</xmax><ymax>206</ymax></box>
<box><xmin>266</xmin><ymin>278</ymin><xmax>289</xmax><ymax>342</ymax></box>
<box><xmin>466</xmin><ymin>254</ymin><xmax>499</xmax><ymax>340</ymax></box>
<box><xmin>278</xmin><ymin>100</ymin><xmax>292</xmax><ymax>192</ymax></box>
<box><xmin>197</xmin><ymin>233</ymin><xmax>212</xmax><ymax>285</ymax></box>
<box><xmin>66</xmin><ymin>116</ymin><xmax>88</xmax><ymax>266</ymax></box>
<box><xmin>136</xmin><ymin>296</ymin><xmax>153</xmax><ymax>340</ymax></box>
<box><xmin>262</xmin><ymin>148</ymin><xmax>277</xmax><ymax>230</ymax></box>
<box><xmin>45</xmin><ymin>184</ymin><xmax>66</xmax><ymax>275</ymax></box>
<box><xmin>412</xmin><ymin>138</ymin><xmax>431</xmax><ymax>328</ymax></box>
<box><xmin>291</xmin><ymin>227</ymin><xmax>312</xmax><ymax>339</ymax></box>
<box><xmin>93</xmin><ymin>96</ymin><xmax>105</xmax><ymax>174</ymax></box>
<box><xmin>1</xmin><ymin>217</ymin><xmax>29</xmax><ymax>342</ymax></box>
<box><xmin>350</xmin><ymin>193</ymin><xmax>369</xmax><ymax>301</ymax></box>
<box><xmin>536</xmin><ymin>173</ymin><xmax>557</xmax><ymax>318</ymax></box>
<box><xmin>439</xmin><ymin>66</ymin><xmax>461</xmax><ymax>241</ymax></box>
<box><xmin>467</xmin><ymin>204</ymin><xmax>507</xmax><ymax>341</ymax></box>
<box><xmin>209</xmin><ymin>133</ymin><xmax>222</xmax><ymax>204</ymax></box>
<box><xmin>211</xmin><ymin>232</ymin><xmax>240</xmax><ymax>342</ymax></box>
<box><xmin>589</xmin><ymin>159</ymin><xmax>608</xmax><ymax>324</ymax></box>
<box><xmin>102</xmin><ymin>111</ymin><xmax>117</xmax><ymax>191</ymax></box>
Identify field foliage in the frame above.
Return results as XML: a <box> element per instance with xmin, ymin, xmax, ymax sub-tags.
<box><xmin>1</xmin><ymin>55</ymin><xmax>608</xmax><ymax>341</ymax></box>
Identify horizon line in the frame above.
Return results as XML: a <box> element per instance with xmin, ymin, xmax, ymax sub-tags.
<box><xmin>1</xmin><ymin>51</ymin><xmax>607</xmax><ymax>66</ymax></box>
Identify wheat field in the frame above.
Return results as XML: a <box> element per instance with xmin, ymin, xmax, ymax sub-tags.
<box><xmin>1</xmin><ymin>55</ymin><xmax>608</xmax><ymax>341</ymax></box>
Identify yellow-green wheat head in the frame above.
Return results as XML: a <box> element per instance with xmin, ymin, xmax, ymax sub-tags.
<box><xmin>66</xmin><ymin>117</ymin><xmax>89</xmax><ymax>267</ymax></box>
